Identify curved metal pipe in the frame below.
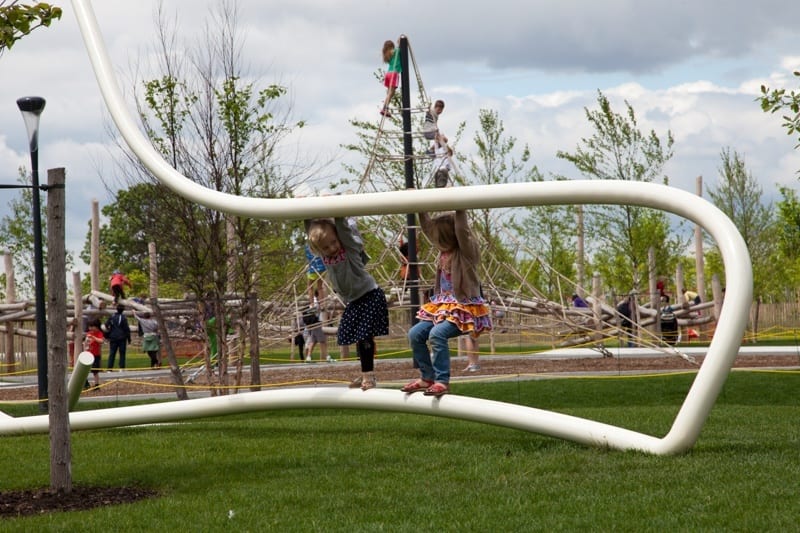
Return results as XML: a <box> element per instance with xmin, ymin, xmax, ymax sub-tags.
<box><xmin>53</xmin><ymin>0</ymin><xmax>754</xmax><ymax>454</ymax></box>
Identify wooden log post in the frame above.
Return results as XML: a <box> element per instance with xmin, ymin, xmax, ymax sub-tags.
<box><xmin>694</xmin><ymin>176</ymin><xmax>706</xmax><ymax>319</ymax></box>
<box><xmin>648</xmin><ymin>247</ymin><xmax>660</xmax><ymax>336</ymax></box>
<box><xmin>148</xmin><ymin>242</ymin><xmax>158</xmax><ymax>299</ymax></box>
<box><xmin>712</xmin><ymin>274</ymin><xmax>723</xmax><ymax>321</ymax></box>
<box><xmin>249</xmin><ymin>292</ymin><xmax>261</xmax><ymax>391</ymax></box>
<box><xmin>576</xmin><ymin>205</ymin><xmax>585</xmax><ymax>296</ymax></box>
<box><xmin>151</xmin><ymin>298</ymin><xmax>188</xmax><ymax>401</ymax></box>
<box><xmin>3</xmin><ymin>251</ymin><xmax>16</xmax><ymax>372</ymax></box>
<box><xmin>46</xmin><ymin>167</ymin><xmax>71</xmax><ymax>492</ymax></box>
<box><xmin>90</xmin><ymin>199</ymin><xmax>99</xmax><ymax>294</ymax></box>
<box><xmin>71</xmin><ymin>271</ymin><xmax>83</xmax><ymax>366</ymax></box>
<box><xmin>591</xmin><ymin>273</ymin><xmax>602</xmax><ymax>342</ymax></box>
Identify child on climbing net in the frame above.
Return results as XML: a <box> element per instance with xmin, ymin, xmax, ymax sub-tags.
<box><xmin>305</xmin><ymin>217</ymin><xmax>389</xmax><ymax>390</ymax></box>
<box><xmin>380</xmin><ymin>39</ymin><xmax>401</xmax><ymax>117</ymax></box>
<box><xmin>403</xmin><ymin>209</ymin><xmax>492</xmax><ymax>397</ymax></box>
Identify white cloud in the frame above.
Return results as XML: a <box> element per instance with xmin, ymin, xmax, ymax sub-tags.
<box><xmin>1</xmin><ymin>0</ymin><xmax>799</xmax><ymax>277</ymax></box>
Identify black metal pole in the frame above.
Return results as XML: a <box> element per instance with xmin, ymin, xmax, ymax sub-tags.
<box><xmin>398</xmin><ymin>36</ymin><xmax>420</xmax><ymax>325</ymax></box>
<box><xmin>17</xmin><ymin>96</ymin><xmax>48</xmax><ymax>411</ymax></box>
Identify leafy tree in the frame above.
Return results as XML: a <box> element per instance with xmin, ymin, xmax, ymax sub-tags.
<box><xmin>707</xmin><ymin>148</ymin><xmax>776</xmax><ymax>327</ymax></box>
<box><xmin>759</xmin><ymin>71</ymin><xmax>800</xmax><ymax>155</ymax></box>
<box><xmin>556</xmin><ymin>90</ymin><xmax>683</xmax><ymax>296</ymax></box>
<box><xmin>517</xmin><ymin>175</ymin><xmax>578</xmax><ymax>300</ymax></box>
<box><xmin>775</xmin><ymin>186</ymin><xmax>800</xmax><ymax>260</ymax></box>
<box><xmin>101</xmin><ymin>1</ymin><xmax>305</xmax><ymax>302</ymax></box>
<box><xmin>0</xmin><ymin>168</ymin><xmax>40</xmax><ymax>298</ymax></box>
<box><xmin>0</xmin><ymin>1</ymin><xmax>61</xmax><ymax>55</ymax></box>
<box><xmin>458</xmin><ymin>109</ymin><xmax>543</xmax><ymax>290</ymax></box>
<box><xmin>0</xmin><ymin>166</ymin><xmax>75</xmax><ymax>300</ymax></box>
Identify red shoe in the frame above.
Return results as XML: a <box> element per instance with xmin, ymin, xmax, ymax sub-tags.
<box><xmin>423</xmin><ymin>382</ymin><xmax>450</xmax><ymax>397</ymax></box>
<box><xmin>379</xmin><ymin>107</ymin><xmax>392</xmax><ymax>118</ymax></box>
<box><xmin>401</xmin><ymin>378</ymin><xmax>433</xmax><ymax>393</ymax></box>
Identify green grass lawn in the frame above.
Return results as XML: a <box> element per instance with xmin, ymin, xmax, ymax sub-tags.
<box><xmin>1</xmin><ymin>371</ymin><xmax>799</xmax><ymax>531</ymax></box>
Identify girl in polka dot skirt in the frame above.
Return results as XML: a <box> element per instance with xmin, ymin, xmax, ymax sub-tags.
<box><xmin>305</xmin><ymin>217</ymin><xmax>389</xmax><ymax>390</ymax></box>
<box><xmin>403</xmin><ymin>210</ymin><xmax>492</xmax><ymax>397</ymax></box>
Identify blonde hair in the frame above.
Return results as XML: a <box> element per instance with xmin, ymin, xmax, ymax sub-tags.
<box><xmin>307</xmin><ymin>218</ymin><xmax>337</xmax><ymax>256</ymax></box>
<box><xmin>428</xmin><ymin>213</ymin><xmax>457</xmax><ymax>252</ymax></box>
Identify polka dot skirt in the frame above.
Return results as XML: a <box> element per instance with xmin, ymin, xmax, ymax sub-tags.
<box><xmin>337</xmin><ymin>288</ymin><xmax>389</xmax><ymax>346</ymax></box>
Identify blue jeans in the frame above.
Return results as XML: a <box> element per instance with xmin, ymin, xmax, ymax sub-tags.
<box><xmin>408</xmin><ymin>320</ymin><xmax>462</xmax><ymax>384</ymax></box>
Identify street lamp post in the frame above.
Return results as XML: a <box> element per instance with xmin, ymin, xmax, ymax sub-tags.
<box><xmin>17</xmin><ymin>96</ymin><xmax>48</xmax><ymax>410</ymax></box>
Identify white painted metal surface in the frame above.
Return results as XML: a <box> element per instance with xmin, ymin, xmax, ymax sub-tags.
<box><xmin>4</xmin><ymin>0</ymin><xmax>753</xmax><ymax>454</ymax></box>
<box><xmin>68</xmin><ymin>351</ymin><xmax>94</xmax><ymax>410</ymax></box>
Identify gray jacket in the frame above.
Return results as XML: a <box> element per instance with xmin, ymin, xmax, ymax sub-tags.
<box><xmin>305</xmin><ymin>217</ymin><xmax>378</xmax><ymax>304</ymax></box>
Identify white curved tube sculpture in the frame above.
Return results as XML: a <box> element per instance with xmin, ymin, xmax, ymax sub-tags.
<box><xmin>68</xmin><ymin>351</ymin><xmax>95</xmax><ymax>410</ymax></box>
<box><xmin>21</xmin><ymin>0</ymin><xmax>751</xmax><ymax>454</ymax></box>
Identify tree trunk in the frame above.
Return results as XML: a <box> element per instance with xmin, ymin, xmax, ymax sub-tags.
<box><xmin>151</xmin><ymin>299</ymin><xmax>188</xmax><ymax>400</ymax></box>
<box><xmin>249</xmin><ymin>293</ymin><xmax>261</xmax><ymax>391</ymax></box>
<box><xmin>46</xmin><ymin>167</ymin><xmax>71</xmax><ymax>492</ymax></box>
<box><xmin>3</xmin><ymin>251</ymin><xmax>17</xmax><ymax>372</ymax></box>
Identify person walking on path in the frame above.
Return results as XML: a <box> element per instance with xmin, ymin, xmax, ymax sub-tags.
<box><xmin>134</xmin><ymin>310</ymin><xmax>161</xmax><ymax>368</ymax></box>
<box><xmin>105</xmin><ymin>304</ymin><xmax>131</xmax><ymax>370</ymax></box>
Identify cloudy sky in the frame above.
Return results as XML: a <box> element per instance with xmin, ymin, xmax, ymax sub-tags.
<box><xmin>1</xmin><ymin>0</ymin><xmax>799</xmax><ymax>277</ymax></box>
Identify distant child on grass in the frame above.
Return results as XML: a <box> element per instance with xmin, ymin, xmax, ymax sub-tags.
<box><xmin>84</xmin><ymin>318</ymin><xmax>105</xmax><ymax>389</ymax></box>
<box><xmin>305</xmin><ymin>217</ymin><xmax>389</xmax><ymax>390</ymax></box>
<box><xmin>403</xmin><ymin>209</ymin><xmax>492</xmax><ymax>397</ymax></box>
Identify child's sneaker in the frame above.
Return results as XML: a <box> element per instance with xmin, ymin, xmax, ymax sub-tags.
<box><xmin>305</xmin><ymin>355</ymin><xmax>312</xmax><ymax>363</ymax></box>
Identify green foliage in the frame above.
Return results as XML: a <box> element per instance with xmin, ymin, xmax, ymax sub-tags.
<box><xmin>556</xmin><ymin>90</ymin><xmax>683</xmax><ymax>295</ymax></box>
<box><xmin>759</xmin><ymin>70</ymin><xmax>800</xmax><ymax>154</ymax></box>
<box><xmin>0</xmin><ymin>1</ymin><xmax>61</xmax><ymax>55</ymax></box>
<box><xmin>707</xmin><ymin>148</ymin><xmax>776</xmax><ymax>300</ymax></box>
<box><xmin>1</xmin><ymin>373</ymin><xmax>799</xmax><ymax>530</ymax></box>
<box><xmin>459</xmin><ymin>109</ymin><xmax>544</xmax><ymax>290</ymax></box>
<box><xmin>775</xmin><ymin>186</ymin><xmax>800</xmax><ymax>260</ymax></box>
<box><xmin>519</xmin><ymin>177</ymin><xmax>579</xmax><ymax>299</ymax></box>
<box><xmin>97</xmin><ymin>3</ymin><xmax>304</xmax><ymax>301</ymax></box>
<box><xmin>0</xmin><ymin>167</ymin><xmax>71</xmax><ymax>297</ymax></box>
<box><xmin>772</xmin><ymin>187</ymin><xmax>800</xmax><ymax>295</ymax></box>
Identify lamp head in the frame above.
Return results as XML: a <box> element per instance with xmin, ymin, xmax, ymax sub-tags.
<box><xmin>17</xmin><ymin>96</ymin><xmax>46</xmax><ymax>114</ymax></box>
<box><xmin>16</xmin><ymin>96</ymin><xmax>46</xmax><ymax>152</ymax></box>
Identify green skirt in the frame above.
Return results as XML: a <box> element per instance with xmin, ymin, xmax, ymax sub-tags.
<box><xmin>142</xmin><ymin>333</ymin><xmax>160</xmax><ymax>352</ymax></box>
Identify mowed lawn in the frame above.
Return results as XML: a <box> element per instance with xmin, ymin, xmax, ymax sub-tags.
<box><xmin>1</xmin><ymin>370</ymin><xmax>799</xmax><ymax>532</ymax></box>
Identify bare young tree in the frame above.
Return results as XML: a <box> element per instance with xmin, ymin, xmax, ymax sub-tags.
<box><xmin>707</xmin><ymin>147</ymin><xmax>776</xmax><ymax>338</ymax></box>
<box><xmin>99</xmin><ymin>0</ymin><xmax>311</xmax><ymax>387</ymax></box>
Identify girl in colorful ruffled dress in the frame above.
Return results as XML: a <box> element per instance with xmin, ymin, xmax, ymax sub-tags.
<box><xmin>403</xmin><ymin>210</ymin><xmax>492</xmax><ymax>397</ymax></box>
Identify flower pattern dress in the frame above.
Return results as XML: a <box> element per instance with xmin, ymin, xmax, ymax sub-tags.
<box><xmin>417</xmin><ymin>251</ymin><xmax>492</xmax><ymax>337</ymax></box>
